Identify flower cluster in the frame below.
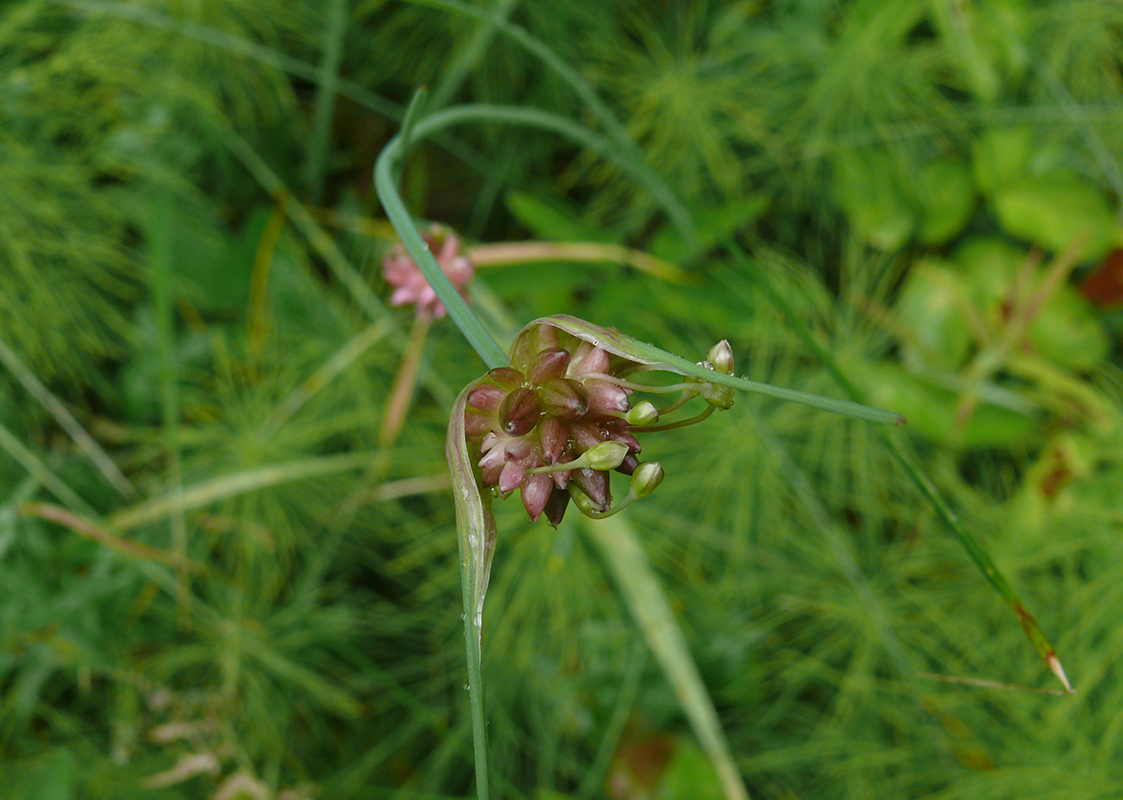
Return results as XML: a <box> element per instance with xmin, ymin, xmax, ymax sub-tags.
<box><xmin>460</xmin><ymin>321</ymin><xmax>733</xmax><ymax>525</ymax></box>
<box><xmin>382</xmin><ymin>224</ymin><xmax>474</xmax><ymax>318</ymax></box>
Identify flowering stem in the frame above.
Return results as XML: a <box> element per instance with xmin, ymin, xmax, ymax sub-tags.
<box><xmin>378</xmin><ymin>312</ymin><xmax>433</xmax><ymax>446</ymax></box>
<box><xmin>468</xmin><ymin>241</ymin><xmax>688</xmax><ymax>283</ymax></box>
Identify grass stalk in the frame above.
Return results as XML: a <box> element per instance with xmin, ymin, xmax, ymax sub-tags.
<box><xmin>378</xmin><ymin>313</ymin><xmax>433</xmax><ymax>447</ymax></box>
<box><xmin>0</xmin><ymin>336</ymin><xmax>135</xmax><ymax>498</ymax></box>
<box><xmin>147</xmin><ymin>186</ymin><xmax>189</xmax><ymax>617</ymax></box>
<box><xmin>305</xmin><ymin>0</ymin><xmax>350</xmax><ymax>205</ymax></box>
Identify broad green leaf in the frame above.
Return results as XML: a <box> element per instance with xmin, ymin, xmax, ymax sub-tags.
<box><xmin>971</xmin><ymin>125</ymin><xmax>1036</xmax><ymax>195</ymax></box>
<box><xmin>855</xmin><ymin>361</ymin><xmax>1040</xmax><ymax>447</ymax></box>
<box><xmin>1029</xmin><ymin>285</ymin><xmax>1110</xmax><ymax>370</ymax></box>
<box><xmin>830</xmin><ymin>150</ymin><xmax>916</xmax><ymax>251</ymax></box>
<box><xmin>915</xmin><ymin>157</ymin><xmax>976</xmax><ymax>245</ymax></box>
<box><xmin>992</xmin><ymin>173</ymin><xmax>1120</xmax><ymax>261</ymax></box>
<box><xmin>894</xmin><ymin>260</ymin><xmax>974</xmax><ymax>370</ymax></box>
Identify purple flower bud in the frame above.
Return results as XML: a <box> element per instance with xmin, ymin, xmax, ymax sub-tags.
<box><xmin>543</xmin><ymin>485</ymin><xmax>570</xmax><ymax>526</ymax></box>
<box><xmin>536</xmin><ymin>378</ymin><xmax>588</xmax><ymax>420</ymax></box>
<box><xmin>538</xmin><ymin>416</ymin><xmax>568</xmax><ymax>464</ymax></box>
<box><xmin>572</xmin><ymin>467</ymin><xmax>610</xmax><ymax>511</ymax></box>
<box><xmin>499</xmin><ymin>387</ymin><xmax>541</xmax><ymax>436</ymax></box>
<box><xmin>583</xmin><ymin>378</ymin><xmax>630</xmax><ymax>414</ymax></box>
<box><xmin>521</xmin><ymin>473</ymin><xmax>555</xmax><ymax>521</ymax></box>
<box><xmin>467</xmin><ymin>384</ymin><xmax>507</xmax><ymax>414</ymax></box>
<box><xmin>568</xmin><ymin>343</ymin><xmax>611</xmax><ymax>376</ymax></box>
<box><xmin>488</xmin><ymin>367</ymin><xmax>524</xmax><ymax>390</ymax></box>
<box><xmin>498</xmin><ymin>459</ymin><xmax>527</xmax><ymax>494</ymax></box>
<box><xmin>527</xmin><ymin>348</ymin><xmax>571</xmax><ymax>384</ymax></box>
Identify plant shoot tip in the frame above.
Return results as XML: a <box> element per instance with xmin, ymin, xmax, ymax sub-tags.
<box><xmin>1047</xmin><ymin>654</ymin><xmax>1074</xmax><ymax>693</ymax></box>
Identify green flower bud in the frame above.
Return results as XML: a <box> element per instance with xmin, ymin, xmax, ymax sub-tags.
<box><xmin>570</xmin><ymin>485</ymin><xmax>604</xmax><ymax>516</ymax></box>
<box><xmin>707</xmin><ymin>340</ymin><xmax>735</xmax><ymax>375</ymax></box>
<box><xmin>630</xmin><ymin>462</ymin><xmax>665</xmax><ymax>498</ymax></box>
<box><xmin>583</xmin><ymin>440</ymin><xmax>629</xmax><ymax>471</ymax></box>
<box><xmin>626</xmin><ymin>401</ymin><xmax>659</xmax><ymax>426</ymax></box>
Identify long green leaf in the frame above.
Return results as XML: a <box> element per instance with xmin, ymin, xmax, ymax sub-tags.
<box><xmin>446</xmin><ymin>381</ymin><xmax>497</xmax><ymax>800</ymax></box>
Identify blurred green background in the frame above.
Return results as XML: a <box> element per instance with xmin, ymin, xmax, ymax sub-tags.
<box><xmin>2</xmin><ymin>0</ymin><xmax>1123</xmax><ymax>797</ymax></box>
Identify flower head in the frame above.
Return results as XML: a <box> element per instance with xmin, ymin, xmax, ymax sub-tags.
<box><xmin>449</xmin><ymin>316</ymin><xmax>741</xmax><ymax>530</ymax></box>
<box><xmin>463</xmin><ymin>324</ymin><xmax>643</xmax><ymax>525</ymax></box>
<box><xmin>383</xmin><ymin>224</ymin><xmax>474</xmax><ymax>318</ymax></box>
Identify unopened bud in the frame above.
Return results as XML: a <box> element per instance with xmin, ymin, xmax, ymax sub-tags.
<box><xmin>630</xmin><ymin>462</ymin><xmax>664</xmax><ymax>498</ymax></box>
<box><xmin>705</xmin><ymin>385</ymin><xmax>735</xmax><ymax>411</ymax></box>
<box><xmin>626</xmin><ymin>401</ymin><xmax>659</xmax><ymax>426</ymax></box>
<box><xmin>707</xmin><ymin>340</ymin><xmax>735</xmax><ymax>375</ymax></box>
<box><xmin>499</xmin><ymin>387</ymin><xmax>541</xmax><ymax>436</ymax></box>
<box><xmin>583</xmin><ymin>441</ymin><xmax>629</xmax><ymax>471</ymax></box>
<box><xmin>570</xmin><ymin>485</ymin><xmax>603</xmax><ymax>516</ymax></box>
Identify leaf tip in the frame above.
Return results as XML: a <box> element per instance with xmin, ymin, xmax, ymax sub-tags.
<box><xmin>1047</xmin><ymin>653</ymin><xmax>1075</xmax><ymax>694</ymax></box>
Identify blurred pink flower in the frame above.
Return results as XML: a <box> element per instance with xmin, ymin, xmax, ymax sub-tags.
<box><xmin>382</xmin><ymin>224</ymin><xmax>474</xmax><ymax>318</ymax></box>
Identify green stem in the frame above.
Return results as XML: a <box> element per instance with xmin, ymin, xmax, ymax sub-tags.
<box><xmin>305</xmin><ymin>0</ymin><xmax>350</xmax><ymax>204</ymax></box>
<box><xmin>458</xmin><ymin>532</ymin><xmax>491</xmax><ymax>800</ymax></box>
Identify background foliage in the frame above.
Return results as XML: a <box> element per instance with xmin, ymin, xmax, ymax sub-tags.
<box><xmin>2</xmin><ymin>0</ymin><xmax>1123</xmax><ymax>798</ymax></box>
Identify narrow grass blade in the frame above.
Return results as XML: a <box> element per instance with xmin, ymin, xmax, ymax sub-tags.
<box><xmin>259</xmin><ymin>317</ymin><xmax>397</xmax><ymax>439</ymax></box>
<box><xmin>110</xmin><ymin>452</ymin><xmax>380</xmax><ymax>531</ymax></box>
<box><xmin>404</xmin><ymin>0</ymin><xmax>697</xmax><ymax>242</ymax></box>
<box><xmin>0</xmin><ymin>421</ymin><xmax>91</xmax><ymax>513</ymax></box>
<box><xmin>54</xmin><ymin>0</ymin><xmax>402</xmax><ymax>120</ymax></box>
<box><xmin>426</xmin><ymin>0</ymin><xmax>522</xmax><ymax>111</ymax></box>
<box><xmin>581</xmin><ymin>513</ymin><xmax>750</xmax><ymax>800</ymax></box>
<box><xmin>304</xmin><ymin>0</ymin><xmax>350</xmax><ymax>204</ymax></box>
<box><xmin>20</xmin><ymin>502</ymin><xmax>203</xmax><ymax>574</ymax></box>
<box><xmin>0</xmin><ymin>336</ymin><xmax>135</xmax><ymax>497</ymax></box>
<box><xmin>224</xmin><ymin>127</ymin><xmax>454</xmax><ymax>407</ymax></box>
<box><xmin>146</xmin><ymin>185</ymin><xmax>188</xmax><ymax>609</ymax></box>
